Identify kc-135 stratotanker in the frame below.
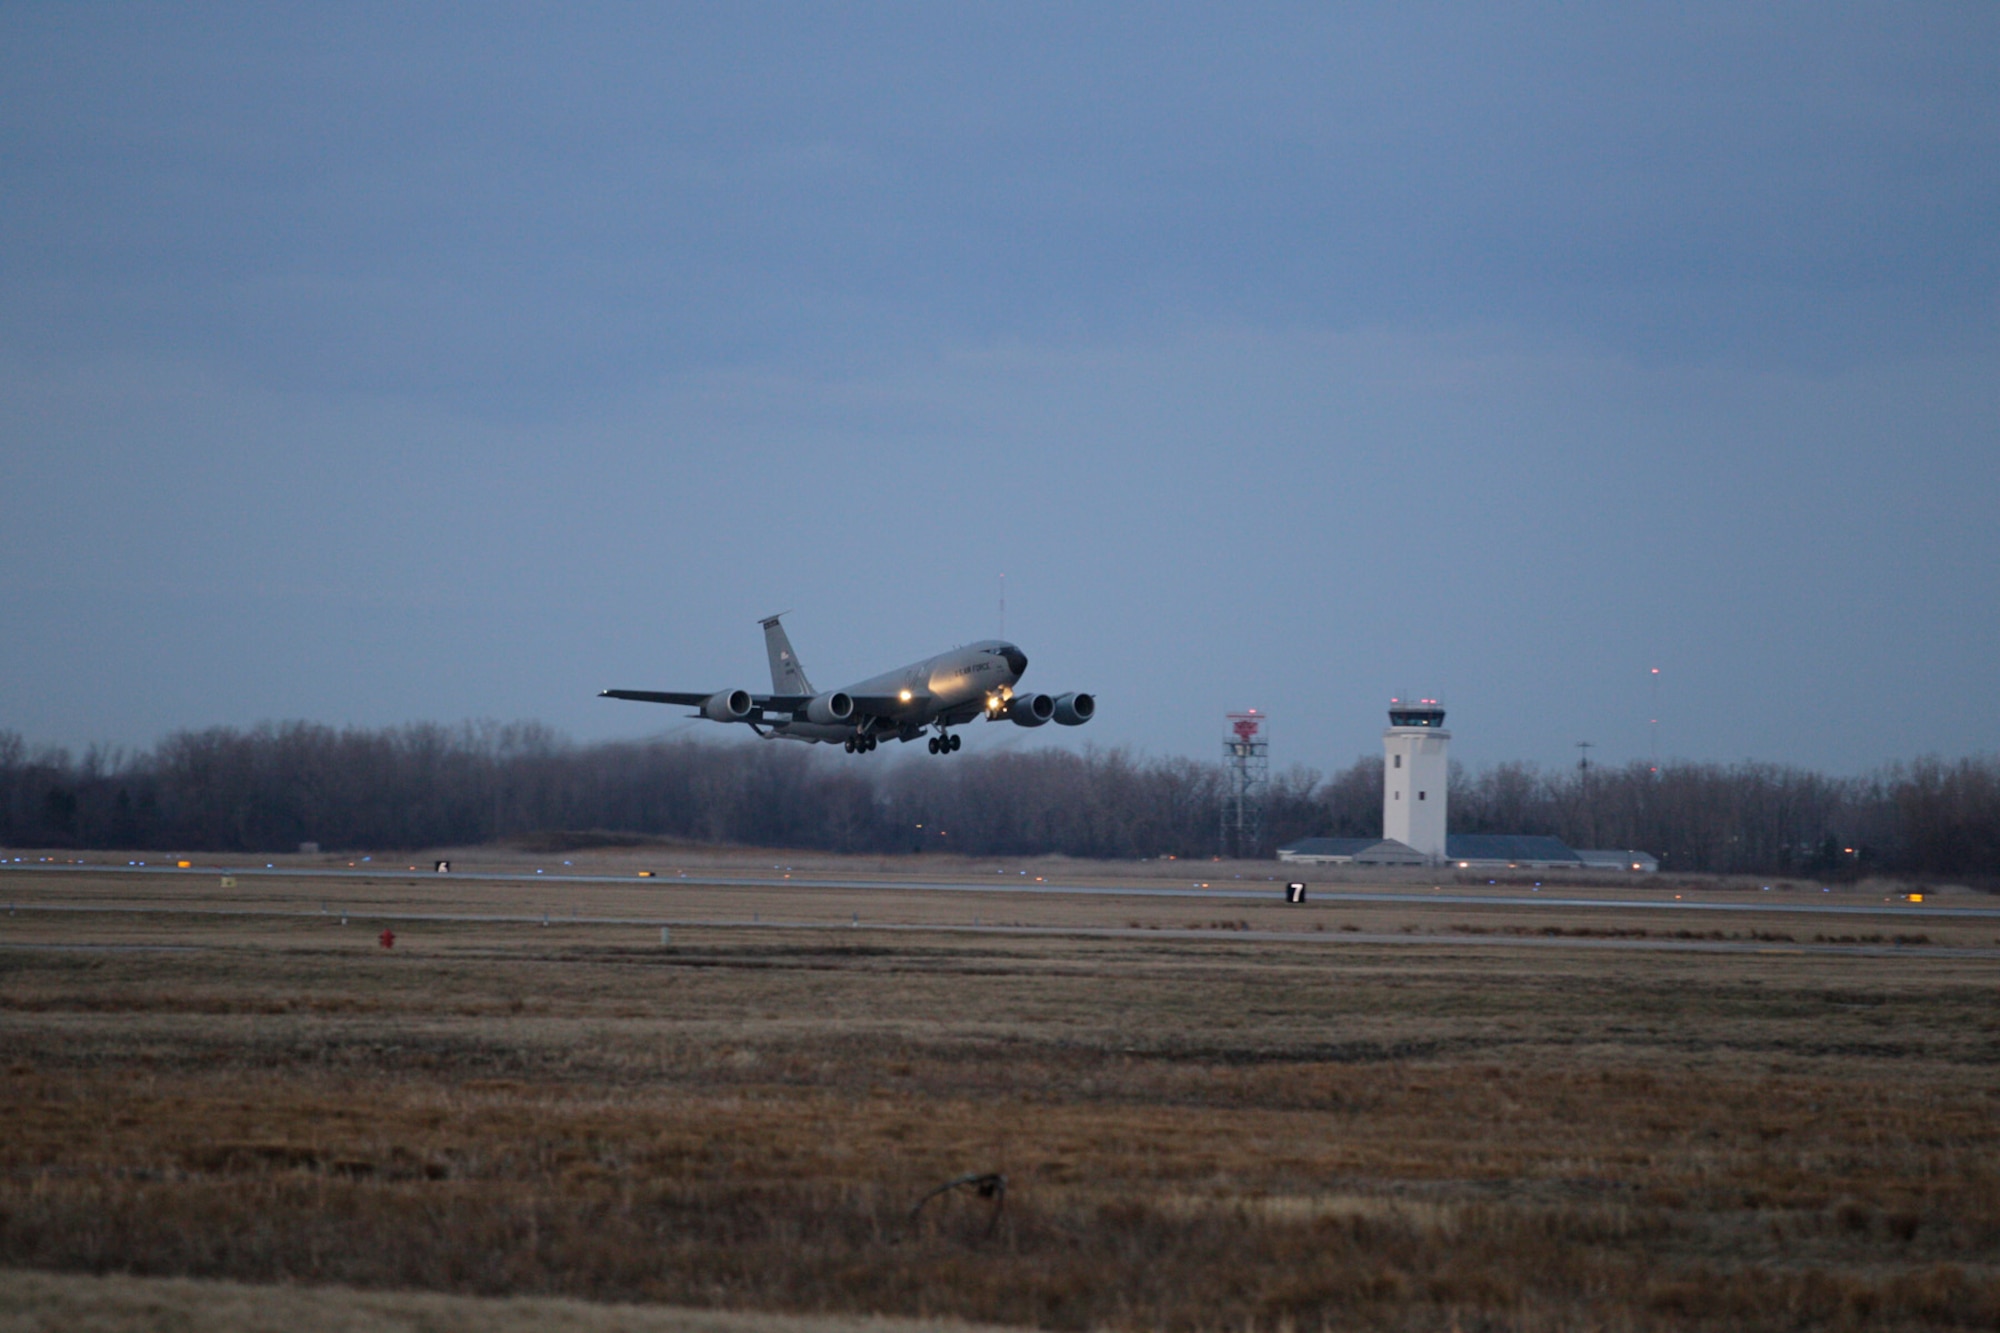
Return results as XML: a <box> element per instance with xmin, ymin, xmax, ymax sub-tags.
<box><xmin>600</xmin><ymin>614</ymin><xmax>1093</xmax><ymax>754</ymax></box>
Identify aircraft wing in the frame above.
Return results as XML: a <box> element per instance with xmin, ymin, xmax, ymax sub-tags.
<box><xmin>599</xmin><ymin>689</ymin><xmax>816</xmax><ymax>713</ymax></box>
<box><xmin>760</xmin><ymin>695</ymin><xmax>813</xmax><ymax>712</ymax></box>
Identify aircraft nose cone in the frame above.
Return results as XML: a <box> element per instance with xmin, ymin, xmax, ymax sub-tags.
<box><xmin>1003</xmin><ymin>646</ymin><xmax>1028</xmax><ymax>677</ymax></box>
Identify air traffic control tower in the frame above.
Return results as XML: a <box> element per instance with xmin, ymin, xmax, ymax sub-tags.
<box><xmin>1384</xmin><ymin>697</ymin><xmax>1449</xmax><ymax>863</ymax></box>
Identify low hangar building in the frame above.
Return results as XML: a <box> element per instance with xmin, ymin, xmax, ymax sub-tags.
<box><xmin>1277</xmin><ymin>834</ymin><xmax>1657</xmax><ymax>872</ymax></box>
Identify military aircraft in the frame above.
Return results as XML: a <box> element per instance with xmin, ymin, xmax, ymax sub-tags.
<box><xmin>600</xmin><ymin>614</ymin><xmax>1094</xmax><ymax>755</ymax></box>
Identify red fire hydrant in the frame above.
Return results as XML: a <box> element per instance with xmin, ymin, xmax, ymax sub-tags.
<box><xmin>379</xmin><ymin>928</ymin><xmax>395</xmax><ymax>950</ymax></box>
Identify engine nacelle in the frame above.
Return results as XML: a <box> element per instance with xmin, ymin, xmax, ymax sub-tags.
<box><xmin>805</xmin><ymin>690</ymin><xmax>854</xmax><ymax>725</ymax></box>
<box><xmin>700</xmin><ymin>689</ymin><xmax>753</xmax><ymax>723</ymax></box>
<box><xmin>1052</xmin><ymin>692</ymin><xmax>1095</xmax><ymax>726</ymax></box>
<box><xmin>1007</xmin><ymin>692</ymin><xmax>1055</xmax><ymax>727</ymax></box>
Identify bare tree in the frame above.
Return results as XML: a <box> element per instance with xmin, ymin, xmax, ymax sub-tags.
<box><xmin>0</xmin><ymin>719</ymin><xmax>1993</xmax><ymax>879</ymax></box>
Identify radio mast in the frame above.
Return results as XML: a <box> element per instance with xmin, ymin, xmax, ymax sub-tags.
<box><xmin>1220</xmin><ymin>711</ymin><xmax>1268</xmax><ymax>859</ymax></box>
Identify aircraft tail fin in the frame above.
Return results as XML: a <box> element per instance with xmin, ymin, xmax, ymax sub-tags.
<box><xmin>759</xmin><ymin>613</ymin><xmax>815</xmax><ymax>695</ymax></box>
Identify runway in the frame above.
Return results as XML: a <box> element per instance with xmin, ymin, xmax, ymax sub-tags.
<box><xmin>5</xmin><ymin>859</ymin><xmax>1993</xmax><ymax>920</ymax></box>
<box><xmin>3</xmin><ymin>904</ymin><xmax>2000</xmax><ymax>956</ymax></box>
<box><xmin>4</xmin><ymin>900</ymin><xmax>1997</xmax><ymax>961</ymax></box>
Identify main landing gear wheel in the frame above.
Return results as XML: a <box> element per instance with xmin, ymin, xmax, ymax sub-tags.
<box><xmin>929</xmin><ymin>733</ymin><xmax>962</xmax><ymax>756</ymax></box>
<box><xmin>949</xmin><ymin>734</ymin><xmax>961</xmax><ymax>752</ymax></box>
<box><xmin>927</xmin><ymin>737</ymin><xmax>940</xmax><ymax>754</ymax></box>
<box><xmin>846</xmin><ymin>736</ymin><xmax>878</xmax><ymax>754</ymax></box>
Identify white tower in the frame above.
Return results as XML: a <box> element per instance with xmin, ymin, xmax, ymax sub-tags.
<box><xmin>1383</xmin><ymin>697</ymin><xmax>1449</xmax><ymax>862</ymax></box>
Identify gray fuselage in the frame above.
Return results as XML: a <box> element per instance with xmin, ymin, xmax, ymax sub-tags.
<box><xmin>599</xmin><ymin>619</ymin><xmax>1088</xmax><ymax>752</ymax></box>
<box><xmin>772</xmin><ymin>639</ymin><xmax>1025</xmax><ymax>742</ymax></box>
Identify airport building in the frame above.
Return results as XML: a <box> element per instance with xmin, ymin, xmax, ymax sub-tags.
<box><xmin>1383</xmin><ymin>697</ymin><xmax>1449</xmax><ymax>860</ymax></box>
<box><xmin>1278</xmin><ymin>698</ymin><xmax>1658</xmax><ymax>871</ymax></box>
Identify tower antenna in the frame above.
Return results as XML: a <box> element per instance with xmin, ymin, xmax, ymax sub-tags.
<box><xmin>1576</xmin><ymin>740</ymin><xmax>1594</xmax><ymax>772</ymax></box>
<box><xmin>999</xmin><ymin>573</ymin><xmax>1005</xmax><ymax>638</ymax></box>
<box><xmin>1648</xmin><ymin>668</ymin><xmax>1661</xmax><ymax>772</ymax></box>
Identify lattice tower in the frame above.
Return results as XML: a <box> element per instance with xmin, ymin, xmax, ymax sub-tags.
<box><xmin>1220</xmin><ymin>711</ymin><xmax>1269</xmax><ymax>859</ymax></box>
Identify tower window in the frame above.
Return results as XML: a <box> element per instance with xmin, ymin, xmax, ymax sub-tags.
<box><xmin>1419</xmin><ymin>791</ymin><xmax>1426</xmax><ymax>800</ymax></box>
<box><xmin>1394</xmin><ymin>755</ymin><xmax>1401</xmax><ymax>769</ymax></box>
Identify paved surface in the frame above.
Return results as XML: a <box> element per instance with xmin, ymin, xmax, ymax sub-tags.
<box><xmin>4</xmin><ymin>901</ymin><xmax>1996</xmax><ymax>960</ymax></box>
<box><xmin>3</xmin><ymin>860</ymin><xmax>2000</xmax><ymax>912</ymax></box>
<box><xmin>4</xmin><ymin>861</ymin><xmax>1992</xmax><ymax>919</ymax></box>
<box><xmin>6</xmin><ymin>860</ymin><xmax>1993</xmax><ymax>962</ymax></box>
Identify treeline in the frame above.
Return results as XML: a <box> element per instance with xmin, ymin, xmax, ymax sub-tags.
<box><xmin>1446</xmin><ymin>757</ymin><xmax>1999</xmax><ymax>879</ymax></box>
<box><xmin>2</xmin><ymin>723</ymin><xmax>1996</xmax><ymax>879</ymax></box>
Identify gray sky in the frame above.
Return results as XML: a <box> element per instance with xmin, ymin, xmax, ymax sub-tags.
<box><xmin>4</xmin><ymin>4</ymin><xmax>1996</xmax><ymax>775</ymax></box>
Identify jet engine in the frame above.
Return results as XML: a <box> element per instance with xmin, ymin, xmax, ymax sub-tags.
<box><xmin>1052</xmin><ymin>692</ymin><xmax>1095</xmax><ymax>726</ymax></box>
<box><xmin>701</xmin><ymin>689</ymin><xmax>753</xmax><ymax>722</ymax></box>
<box><xmin>1007</xmin><ymin>692</ymin><xmax>1055</xmax><ymax>727</ymax></box>
<box><xmin>805</xmin><ymin>690</ymin><xmax>855</xmax><ymax>724</ymax></box>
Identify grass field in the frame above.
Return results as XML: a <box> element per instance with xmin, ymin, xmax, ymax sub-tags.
<box><xmin>2</xmin><ymin>855</ymin><xmax>1998</xmax><ymax>1330</ymax></box>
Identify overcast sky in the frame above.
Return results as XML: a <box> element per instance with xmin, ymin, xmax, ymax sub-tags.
<box><xmin>4</xmin><ymin>4</ymin><xmax>1996</xmax><ymax>776</ymax></box>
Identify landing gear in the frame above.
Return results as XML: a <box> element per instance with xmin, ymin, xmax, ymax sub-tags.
<box><xmin>845</xmin><ymin>734</ymin><xmax>879</xmax><ymax>754</ymax></box>
<box><xmin>928</xmin><ymin>732</ymin><xmax>962</xmax><ymax>755</ymax></box>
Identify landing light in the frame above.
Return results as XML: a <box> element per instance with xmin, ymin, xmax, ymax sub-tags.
<box><xmin>899</xmin><ymin>688</ymin><xmax>913</xmax><ymax>702</ymax></box>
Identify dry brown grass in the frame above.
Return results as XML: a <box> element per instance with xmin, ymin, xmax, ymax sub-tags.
<box><xmin>0</xmin><ymin>1267</ymin><xmax>1013</xmax><ymax>1332</ymax></box>
<box><xmin>2</xmin><ymin>864</ymin><xmax>1999</xmax><ymax>1330</ymax></box>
